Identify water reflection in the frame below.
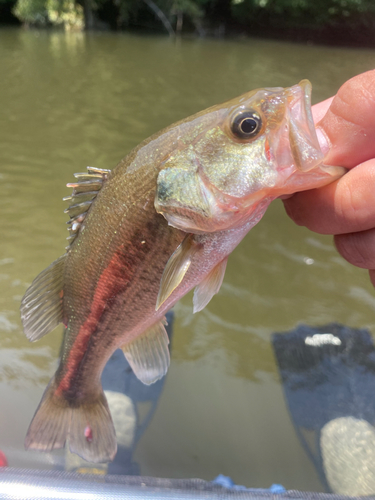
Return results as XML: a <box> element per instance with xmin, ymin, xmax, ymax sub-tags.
<box><xmin>0</xmin><ymin>346</ymin><xmax>53</xmax><ymax>386</ymax></box>
<box><xmin>273</xmin><ymin>324</ymin><xmax>375</xmax><ymax>495</ymax></box>
<box><xmin>175</xmin><ymin>303</ymin><xmax>277</xmax><ymax>381</ymax></box>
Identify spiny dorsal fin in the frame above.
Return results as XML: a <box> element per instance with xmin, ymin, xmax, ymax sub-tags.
<box><xmin>121</xmin><ymin>317</ymin><xmax>170</xmax><ymax>385</ymax></box>
<box><xmin>21</xmin><ymin>255</ymin><xmax>66</xmax><ymax>341</ymax></box>
<box><xmin>64</xmin><ymin>166</ymin><xmax>111</xmax><ymax>250</ymax></box>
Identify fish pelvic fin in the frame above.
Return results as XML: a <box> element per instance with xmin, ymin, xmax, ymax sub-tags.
<box><xmin>122</xmin><ymin>317</ymin><xmax>170</xmax><ymax>385</ymax></box>
<box><xmin>21</xmin><ymin>255</ymin><xmax>66</xmax><ymax>342</ymax></box>
<box><xmin>156</xmin><ymin>234</ymin><xmax>200</xmax><ymax>311</ymax></box>
<box><xmin>64</xmin><ymin>166</ymin><xmax>111</xmax><ymax>250</ymax></box>
<box><xmin>193</xmin><ymin>257</ymin><xmax>228</xmax><ymax>313</ymax></box>
<box><xmin>25</xmin><ymin>377</ymin><xmax>117</xmax><ymax>463</ymax></box>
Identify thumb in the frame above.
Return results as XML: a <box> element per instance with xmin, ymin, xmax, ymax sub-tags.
<box><xmin>318</xmin><ymin>69</ymin><xmax>375</xmax><ymax>169</ymax></box>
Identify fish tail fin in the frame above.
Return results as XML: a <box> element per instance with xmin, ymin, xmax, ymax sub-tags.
<box><xmin>25</xmin><ymin>377</ymin><xmax>117</xmax><ymax>463</ymax></box>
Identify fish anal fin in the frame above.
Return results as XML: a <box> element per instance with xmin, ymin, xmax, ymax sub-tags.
<box><xmin>193</xmin><ymin>257</ymin><xmax>228</xmax><ymax>313</ymax></box>
<box><xmin>156</xmin><ymin>234</ymin><xmax>200</xmax><ymax>311</ymax></box>
<box><xmin>25</xmin><ymin>376</ymin><xmax>117</xmax><ymax>463</ymax></box>
<box><xmin>65</xmin><ymin>166</ymin><xmax>111</xmax><ymax>249</ymax></box>
<box><xmin>122</xmin><ymin>318</ymin><xmax>170</xmax><ymax>385</ymax></box>
<box><xmin>21</xmin><ymin>255</ymin><xmax>66</xmax><ymax>342</ymax></box>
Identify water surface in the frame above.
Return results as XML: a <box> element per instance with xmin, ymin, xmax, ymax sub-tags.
<box><xmin>1</xmin><ymin>28</ymin><xmax>375</xmax><ymax>492</ymax></box>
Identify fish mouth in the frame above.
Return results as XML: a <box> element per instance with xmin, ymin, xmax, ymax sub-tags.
<box><xmin>287</xmin><ymin>80</ymin><xmax>324</xmax><ymax>172</ymax></box>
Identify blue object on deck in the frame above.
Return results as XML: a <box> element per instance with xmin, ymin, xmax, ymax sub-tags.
<box><xmin>269</xmin><ymin>484</ymin><xmax>286</xmax><ymax>493</ymax></box>
<box><xmin>212</xmin><ymin>474</ymin><xmax>285</xmax><ymax>493</ymax></box>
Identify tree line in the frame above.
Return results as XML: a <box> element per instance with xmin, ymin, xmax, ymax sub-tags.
<box><xmin>1</xmin><ymin>0</ymin><xmax>375</xmax><ymax>45</ymax></box>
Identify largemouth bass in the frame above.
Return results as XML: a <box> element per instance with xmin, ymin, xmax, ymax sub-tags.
<box><xmin>21</xmin><ymin>80</ymin><xmax>345</xmax><ymax>463</ymax></box>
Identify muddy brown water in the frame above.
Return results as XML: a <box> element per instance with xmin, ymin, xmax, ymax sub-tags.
<box><xmin>1</xmin><ymin>27</ymin><xmax>375</xmax><ymax>493</ymax></box>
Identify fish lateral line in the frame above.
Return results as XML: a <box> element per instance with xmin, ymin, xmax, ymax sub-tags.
<box><xmin>56</xmin><ymin>247</ymin><xmax>136</xmax><ymax>395</ymax></box>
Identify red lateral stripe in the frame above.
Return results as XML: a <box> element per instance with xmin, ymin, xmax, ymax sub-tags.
<box><xmin>56</xmin><ymin>246</ymin><xmax>136</xmax><ymax>396</ymax></box>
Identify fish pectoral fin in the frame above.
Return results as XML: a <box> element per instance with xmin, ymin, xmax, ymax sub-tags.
<box><xmin>121</xmin><ymin>318</ymin><xmax>170</xmax><ymax>385</ymax></box>
<box><xmin>156</xmin><ymin>234</ymin><xmax>200</xmax><ymax>311</ymax></box>
<box><xmin>25</xmin><ymin>376</ymin><xmax>117</xmax><ymax>463</ymax></box>
<box><xmin>21</xmin><ymin>254</ymin><xmax>66</xmax><ymax>342</ymax></box>
<box><xmin>193</xmin><ymin>257</ymin><xmax>228</xmax><ymax>313</ymax></box>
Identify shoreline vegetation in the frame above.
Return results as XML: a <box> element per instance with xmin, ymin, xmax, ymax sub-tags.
<box><xmin>1</xmin><ymin>0</ymin><xmax>375</xmax><ymax>48</ymax></box>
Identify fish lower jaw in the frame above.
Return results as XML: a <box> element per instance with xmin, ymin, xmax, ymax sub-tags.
<box><xmin>273</xmin><ymin>163</ymin><xmax>346</xmax><ymax>196</ymax></box>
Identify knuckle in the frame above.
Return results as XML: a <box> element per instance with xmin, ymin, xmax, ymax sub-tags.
<box><xmin>369</xmin><ymin>270</ymin><xmax>375</xmax><ymax>288</ymax></box>
<box><xmin>283</xmin><ymin>198</ymin><xmax>304</xmax><ymax>226</ymax></box>
<box><xmin>335</xmin><ymin>164</ymin><xmax>375</xmax><ymax>233</ymax></box>
<box><xmin>334</xmin><ymin>181</ymin><xmax>362</xmax><ymax>232</ymax></box>
<box><xmin>334</xmin><ymin>232</ymin><xmax>375</xmax><ymax>269</ymax></box>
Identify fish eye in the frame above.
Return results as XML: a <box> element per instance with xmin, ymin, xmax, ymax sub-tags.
<box><xmin>231</xmin><ymin>111</ymin><xmax>262</xmax><ymax>140</ymax></box>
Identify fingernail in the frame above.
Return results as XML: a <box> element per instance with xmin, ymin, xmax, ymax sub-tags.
<box><xmin>316</xmin><ymin>127</ymin><xmax>331</xmax><ymax>156</ymax></box>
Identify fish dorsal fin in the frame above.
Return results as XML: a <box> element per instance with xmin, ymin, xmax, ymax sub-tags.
<box><xmin>64</xmin><ymin>166</ymin><xmax>111</xmax><ymax>249</ymax></box>
<box><xmin>21</xmin><ymin>255</ymin><xmax>66</xmax><ymax>341</ymax></box>
<box><xmin>121</xmin><ymin>318</ymin><xmax>170</xmax><ymax>385</ymax></box>
<box><xmin>156</xmin><ymin>234</ymin><xmax>200</xmax><ymax>311</ymax></box>
<box><xmin>193</xmin><ymin>257</ymin><xmax>228</xmax><ymax>313</ymax></box>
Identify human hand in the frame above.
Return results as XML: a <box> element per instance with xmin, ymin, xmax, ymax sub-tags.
<box><xmin>283</xmin><ymin>70</ymin><xmax>375</xmax><ymax>286</ymax></box>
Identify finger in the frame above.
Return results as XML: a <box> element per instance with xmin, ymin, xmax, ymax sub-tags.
<box><xmin>283</xmin><ymin>159</ymin><xmax>375</xmax><ymax>235</ymax></box>
<box><xmin>369</xmin><ymin>270</ymin><xmax>375</xmax><ymax>287</ymax></box>
<box><xmin>318</xmin><ymin>69</ymin><xmax>375</xmax><ymax>169</ymax></box>
<box><xmin>312</xmin><ymin>97</ymin><xmax>333</xmax><ymax>124</ymax></box>
<box><xmin>334</xmin><ymin>230</ymin><xmax>375</xmax><ymax>269</ymax></box>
